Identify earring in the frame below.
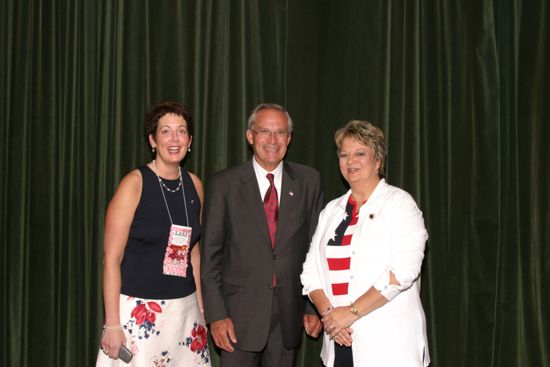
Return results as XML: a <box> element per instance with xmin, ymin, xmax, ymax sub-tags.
<box><xmin>188</xmin><ymin>147</ymin><xmax>191</xmax><ymax>152</ymax></box>
<box><xmin>152</xmin><ymin>147</ymin><xmax>156</xmax><ymax>153</ymax></box>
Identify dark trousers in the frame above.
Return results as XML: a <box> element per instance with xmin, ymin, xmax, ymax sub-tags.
<box><xmin>221</xmin><ymin>289</ymin><xmax>297</xmax><ymax>367</ymax></box>
<box><xmin>333</xmin><ymin>343</ymin><xmax>353</xmax><ymax>367</ymax></box>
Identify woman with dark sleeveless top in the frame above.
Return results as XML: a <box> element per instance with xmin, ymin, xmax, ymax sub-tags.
<box><xmin>97</xmin><ymin>101</ymin><xmax>211</xmax><ymax>366</ymax></box>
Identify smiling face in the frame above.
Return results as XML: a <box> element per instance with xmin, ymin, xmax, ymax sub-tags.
<box><xmin>246</xmin><ymin>108</ymin><xmax>292</xmax><ymax>171</ymax></box>
<box><xmin>149</xmin><ymin>113</ymin><xmax>192</xmax><ymax>166</ymax></box>
<box><xmin>338</xmin><ymin>137</ymin><xmax>381</xmax><ymax>188</ymax></box>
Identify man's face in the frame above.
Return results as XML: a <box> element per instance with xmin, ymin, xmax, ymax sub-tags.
<box><xmin>246</xmin><ymin>109</ymin><xmax>292</xmax><ymax>171</ymax></box>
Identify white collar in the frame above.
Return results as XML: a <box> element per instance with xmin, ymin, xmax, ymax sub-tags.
<box><xmin>252</xmin><ymin>157</ymin><xmax>283</xmax><ymax>179</ymax></box>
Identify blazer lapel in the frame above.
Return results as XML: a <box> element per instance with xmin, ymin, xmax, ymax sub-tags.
<box><xmin>275</xmin><ymin>162</ymin><xmax>300</xmax><ymax>247</ymax></box>
<box><xmin>238</xmin><ymin>161</ymin><xmax>271</xmax><ymax>244</ymax></box>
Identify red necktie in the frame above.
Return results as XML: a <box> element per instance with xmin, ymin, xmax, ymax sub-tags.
<box><xmin>263</xmin><ymin>173</ymin><xmax>278</xmax><ymax>248</ymax></box>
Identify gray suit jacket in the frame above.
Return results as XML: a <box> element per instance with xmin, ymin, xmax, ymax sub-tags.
<box><xmin>201</xmin><ymin>160</ymin><xmax>324</xmax><ymax>351</ymax></box>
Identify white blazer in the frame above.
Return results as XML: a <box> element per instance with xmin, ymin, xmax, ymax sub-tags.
<box><xmin>301</xmin><ymin>179</ymin><xmax>430</xmax><ymax>367</ymax></box>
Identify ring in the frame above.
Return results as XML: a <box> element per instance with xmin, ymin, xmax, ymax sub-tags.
<box><xmin>102</xmin><ymin>347</ymin><xmax>108</xmax><ymax>355</ymax></box>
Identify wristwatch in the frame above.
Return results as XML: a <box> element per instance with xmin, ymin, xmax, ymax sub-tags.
<box><xmin>350</xmin><ymin>303</ymin><xmax>359</xmax><ymax>317</ymax></box>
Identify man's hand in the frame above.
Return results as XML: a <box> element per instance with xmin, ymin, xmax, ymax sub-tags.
<box><xmin>303</xmin><ymin>314</ymin><xmax>323</xmax><ymax>338</ymax></box>
<box><xmin>210</xmin><ymin>318</ymin><xmax>237</xmax><ymax>352</ymax></box>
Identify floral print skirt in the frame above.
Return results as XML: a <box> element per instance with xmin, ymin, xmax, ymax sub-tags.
<box><xmin>96</xmin><ymin>292</ymin><xmax>210</xmax><ymax>366</ymax></box>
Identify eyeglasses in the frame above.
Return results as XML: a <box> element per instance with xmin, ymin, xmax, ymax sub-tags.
<box><xmin>250</xmin><ymin>128</ymin><xmax>290</xmax><ymax>139</ymax></box>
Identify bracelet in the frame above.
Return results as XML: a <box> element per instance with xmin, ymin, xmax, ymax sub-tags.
<box><xmin>350</xmin><ymin>303</ymin><xmax>359</xmax><ymax>317</ymax></box>
<box><xmin>102</xmin><ymin>324</ymin><xmax>122</xmax><ymax>332</ymax></box>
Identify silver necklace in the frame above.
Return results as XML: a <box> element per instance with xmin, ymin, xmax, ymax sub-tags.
<box><xmin>152</xmin><ymin>160</ymin><xmax>182</xmax><ymax>193</ymax></box>
<box><xmin>151</xmin><ymin>160</ymin><xmax>190</xmax><ymax>226</ymax></box>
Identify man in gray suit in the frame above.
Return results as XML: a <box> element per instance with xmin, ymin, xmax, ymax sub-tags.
<box><xmin>201</xmin><ymin>103</ymin><xmax>324</xmax><ymax>367</ymax></box>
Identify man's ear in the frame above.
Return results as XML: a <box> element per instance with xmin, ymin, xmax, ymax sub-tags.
<box><xmin>245</xmin><ymin>129</ymin><xmax>254</xmax><ymax>145</ymax></box>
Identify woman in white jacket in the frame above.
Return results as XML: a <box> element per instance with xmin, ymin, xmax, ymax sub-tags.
<box><xmin>301</xmin><ymin>120</ymin><xmax>430</xmax><ymax>367</ymax></box>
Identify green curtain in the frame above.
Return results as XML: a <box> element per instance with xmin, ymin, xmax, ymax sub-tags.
<box><xmin>1</xmin><ymin>0</ymin><xmax>548</xmax><ymax>366</ymax></box>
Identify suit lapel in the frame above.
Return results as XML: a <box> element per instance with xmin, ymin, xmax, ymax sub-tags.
<box><xmin>238</xmin><ymin>161</ymin><xmax>271</xmax><ymax>244</ymax></box>
<box><xmin>275</xmin><ymin>162</ymin><xmax>299</xmax><ymax>247</ymax></box>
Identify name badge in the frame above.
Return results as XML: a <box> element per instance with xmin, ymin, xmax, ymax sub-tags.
<box><xmin>162</xmin><ymin>224</ymin><xmax>192</xmax><ymax>277</ymax></box>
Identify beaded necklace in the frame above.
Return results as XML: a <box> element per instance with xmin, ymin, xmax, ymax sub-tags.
<box><xmin>151</xmin><ymin>160</ymin><xmax>190</xmax><ymax>226</ymax></box>
<box><xmin>152</xmin><ymin>160</ymin><xmax>182</xmax><ymax>193</ymax></box>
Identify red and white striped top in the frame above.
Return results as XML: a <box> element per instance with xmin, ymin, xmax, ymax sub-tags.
<box><xmin>326</xmin><ymin>196</ymin><xmax>361</xmax><ymax>306</ymax></box>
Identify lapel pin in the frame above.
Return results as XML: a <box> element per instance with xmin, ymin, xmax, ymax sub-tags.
<box><xmin>289</xmin><ymin>191</ymin><xmax>294</xmax><ymax>197</ymax></box>
<box><xmin>191</xmin><ymin>199</ymin><xmax>195</xmax><ymax>204</ymax></box>
<box><xmin>369</xmin><ymin>213</ymin><xmax>375</xmax><ymax>219</ymax></box>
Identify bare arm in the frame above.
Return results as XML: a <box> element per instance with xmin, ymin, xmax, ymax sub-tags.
<box><xmin>100</xmin><ymin>170</ymin><xmax>141</xmax><ymax>359</ymax></box>
<box><xmin>309</xmin><ymin>289</ymin><xmax>333</xmax><ymax>317</ymax></box>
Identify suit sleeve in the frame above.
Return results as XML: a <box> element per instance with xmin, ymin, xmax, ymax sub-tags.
<box><xmin>304</xmin><ymin>171</ymin><xmax>324</xmax><ymax>315</ymax></box>
<box><xmin>200</xmin><ymin>174</ymin><xmax>229</xmax><ymax>323</ymax></box>
<box><xmin>308</xmin><ymin>171</ymin><xmax>325</xmax><ymax>241</ymax></box>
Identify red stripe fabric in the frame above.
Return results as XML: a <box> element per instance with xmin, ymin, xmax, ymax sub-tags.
<box><xmin>341</xmin><ymin>234</ymin><xmax>352</xmax><ymax>246</ymax></box>
<box><xmin>327</xmin><ymin>257</ymin><xmax>351</xmax><ymax>270</ymax></box>
<box><xmin>331</xmin><ymin>283</ymin><xmax>349</xmax><ymax>296</ymax></box>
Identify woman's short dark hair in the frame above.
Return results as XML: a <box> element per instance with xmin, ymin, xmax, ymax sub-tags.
<box><xmin>144</xmin><ymin>101</ymin><xmax>193</xmax><ymax>143</ymax></box>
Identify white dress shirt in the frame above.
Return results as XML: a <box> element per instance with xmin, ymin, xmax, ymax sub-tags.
<box><xmin>252</xmin><ymin>157</ymin><xmax>283</xmax><ymax>205</ymax></box>
<box><xmin>301</xmin><ymin>179</ymin><xmax>430</xmax><ymax>367</ymax></box>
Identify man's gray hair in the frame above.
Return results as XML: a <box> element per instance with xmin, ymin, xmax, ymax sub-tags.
<box><xmin>247</xmin><ymin>103</ymin><xmax>293</xmax><ymax>132</ymax></box>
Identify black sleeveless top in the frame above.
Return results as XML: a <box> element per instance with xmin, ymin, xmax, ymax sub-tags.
<box><xmin>120</xmin><ymin>165</ymin><xmax>201</xmax><ymax>299</ymax></box>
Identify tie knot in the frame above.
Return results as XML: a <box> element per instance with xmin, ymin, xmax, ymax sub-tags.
<box><xmin>266</xmin><ymin>173</ymin><xmax>275</xmax><ymax>184</ymax></box>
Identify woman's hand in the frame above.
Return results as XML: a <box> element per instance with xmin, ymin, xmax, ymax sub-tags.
<box><xmin>100</xmin><ymin>329</ymin><xmax>126</xmax><ymax>359</ymax></box>
<box><xmin>322</xmin><ymin>306</ymin><xmax>358</xmax><ymax>339</ymax></box>
<box><xmin>333</xmin><ymin>327</ymin><xmax>353</xmax><ymax>347</ymax></box>
<box><xmin>308</xmin><ymin>289</ymin><xmax>354</xmax><ymax>345</ymax></box>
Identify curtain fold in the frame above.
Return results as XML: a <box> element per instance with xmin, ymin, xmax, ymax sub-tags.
<box><xmin>1</xmin><ymin>0</ymin><xmax>548</xmax><ymax>366</ymax></box>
